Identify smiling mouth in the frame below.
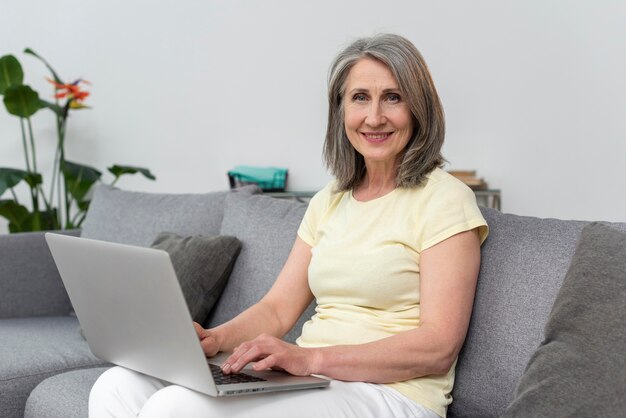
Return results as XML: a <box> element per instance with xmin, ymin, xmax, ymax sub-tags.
<box><xmin>362</xmin><ymin>132</ymin><xmax>393</xmax><ymax>143</ymax></box>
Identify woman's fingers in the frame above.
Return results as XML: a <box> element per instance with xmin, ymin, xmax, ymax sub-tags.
<box><xmin>200</xmin><ymin>335</ymin><xmax>220</xmax><ymax>357</ymax></box>
<box><xmin>222</xmin><ymin>335</ymin><xmax>315</xmax><ymax>376</ymax></box>
<box><xmin>192</xmin><ymin>321</ymin><xmax>204</xmax><ymax>338</ymax></box>
<box><xmin>223</xmin><ymin>334</ymin><xmax>278</xmax><ymax>373</ymax></box>
<box><xmin>252</xmin><ymin>353</ymin><xmax>280</xmax><ymax>372</ymax></box>
<box><xmin>192</xmin><ymin>322</ymin><xmax>220</xmax><ymax>357</ymax></box>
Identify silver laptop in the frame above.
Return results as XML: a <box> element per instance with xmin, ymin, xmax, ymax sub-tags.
<box><xmin>45</xmin><ymin>233</ymin><xmax>329</xmax><ymax>396</ymax></box>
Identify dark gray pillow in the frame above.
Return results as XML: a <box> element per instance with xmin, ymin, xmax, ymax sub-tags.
<box><xmin>151</xmin><ymin>232</ymin><xmax>241</xmax><ymax>325</ymax></box>
<box><xmin>503</xmin><ymin>222</ymin><xmax>626</xmax><ymax>417</ymax></box>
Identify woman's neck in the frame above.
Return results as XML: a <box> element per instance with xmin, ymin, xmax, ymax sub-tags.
<box><xmin>352</xmin><ymin>164</ymin><xmax>397</xmax><ymax>202</ymax></box>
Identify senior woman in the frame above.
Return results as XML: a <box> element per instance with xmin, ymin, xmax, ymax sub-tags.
<box><xmin>90</xmin><ymin>33</ymin><xmax>488</xmax><ymax>418</ymax></box>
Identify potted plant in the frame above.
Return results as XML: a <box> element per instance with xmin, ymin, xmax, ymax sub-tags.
<box><xmin>0</xmin><ymin>49</ymin><xmax>155</xmax><ymax>233</ymax></box>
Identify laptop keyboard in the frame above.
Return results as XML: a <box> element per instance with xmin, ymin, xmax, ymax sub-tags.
<box><xmin>209</xmin><ymin>363</ymin><xmax>267</xmax><ymax>385</ymax></box>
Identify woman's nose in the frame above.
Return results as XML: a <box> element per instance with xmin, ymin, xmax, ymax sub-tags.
<box><xmin>365</xmin><ymin>102</ymin><xmax>386</xmax><ymax>127</ymax></box>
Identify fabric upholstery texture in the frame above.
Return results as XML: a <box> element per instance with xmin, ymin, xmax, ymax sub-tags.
<box><xmin>449</xmin><ymin>208</ymin><xmax>587</xmax><ymax>417</ymax></box>
<box><xmin>150</xmin><ymin>232</ymin><xmax>241</xmax><ymax>325</ymax></box>
<box><xmin>10</xmin><ymin>185</ymin><xmax>626</xmax><ymax>418</ymax></box>
<box><xmin>449</xmin><ymin>210</ymin><xmax>626</xmax><ymax>418</ymax></box>
<box><xmin>0</xmin><ymin>316</ymin><xmax>108</xmax><ymax>417</ymax></box>
<box><xmin>24</xmin><ymin>367</ymin><xmax>110</xmax><ymax>418</ymax></box>
<box><xmin>81</xmin><ymin>185</ymin><xmax>231</xmax><ymax>246</ymax></box>
<box><xmin>502</xmin><ymin>222</ymin><xmax>626</xmax><ymax>417</ymax></box>
<box><xmin>0</xmin><ymin>229</ymin><xmax>79</xmax><ymax>319</ymax></box>
<box><xmin>209</xmin><ymin>192</ymin><xmax>315</xmax><ymax>343</ymax></box>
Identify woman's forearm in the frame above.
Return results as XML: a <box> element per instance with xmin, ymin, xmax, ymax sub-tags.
<box><xmin>212</xmin><ymin>300</ymin><xmax>284</xmax><ymax>353</ymax></box>
<box><xmin>311</xmin><ymin>325</ymin><xmax>460</xmax><ymax>383</ymax></box>
<box><xmin>213</xmin><ymin>237</ymin><xmax>314</xmax><ymax>353</ymax></box>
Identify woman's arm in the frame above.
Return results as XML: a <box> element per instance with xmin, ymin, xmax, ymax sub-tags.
<box><xmin>223</xmin><ymin>229</ymin><xmax>481</xmax><ymax>383</ymax></box>
<box><xmin>195</xmin><ymin>237</ymin><xmax>314</xmax><ymax>356</ymax></box>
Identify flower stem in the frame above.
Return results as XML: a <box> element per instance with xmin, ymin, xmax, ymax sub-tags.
<box><xmin>10</xmin><ymin>188</ymin><xmax>19</xmax><ymax>204</ymax></box>
<box><xmin>20</xmin><ymin>118</ymin><xmax>32</xmax><ymax>173</ymax></box>
<box><xmin>27</xmin><ymin>118</ymin><xmax>38</xmax><ymax>175</ymax></box>
<box><xmin>23</xmin><ymin>118</ymin><xmax>41</xmax><ymax>229</ymax></box>
<box><xmin>49</xmin><ymin>112</ymin><xmax>64</xmax><ymax>227</ymax></box>
<box><xmin>49</xmin><ymin>145</ymin><xmax>61</xmax><ymax>205</ymax></box>
<box><xmin>60</xmin><ymin>104</ymin><xmax>71</xmax><ymax>228</ymax></box>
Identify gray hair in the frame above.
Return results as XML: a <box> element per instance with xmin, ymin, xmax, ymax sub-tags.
<box><xmin>323</xmin><ymin>33</ymin><xmax>446</xmax><ymax>191</ymax></box>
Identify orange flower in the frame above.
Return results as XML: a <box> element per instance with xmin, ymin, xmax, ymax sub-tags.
<box><xmin>47</xmin><ymin>78</ymin><xmax>91</xmax><ymax>104</ymax></box>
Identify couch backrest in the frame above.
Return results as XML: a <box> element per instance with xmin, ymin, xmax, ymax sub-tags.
<box><xmin>211</xmin><ymin>197</ymin><xmax>596</xmax><ymax>416</ymax></box>
<box><xmin>0</xmin><ymin>229</ymin><xmax>80</xmax><ymax>318</ymax></box>
<box><xmin>81</xmin><ymin>185</ymin><xmax>234</xmax><ymax>246</ymax></box>
<box><xmin>81</xmin><ymin>186</ymin><xmax>626</xmax><ymax>416</ymax></box>
<box><xmin>207</xmin><ymin>192</ymin><xmax>316</xmax><ymax>343</ymax></box>
<box><xmin>449</xmin><ymin>209</ymin><xmax>626</xmax><ymax>417</ymax></box>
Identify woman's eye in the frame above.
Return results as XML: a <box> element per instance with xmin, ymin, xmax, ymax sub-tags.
<box><xmin>386</xmin><ymin>94</ymin><xmax>401</xmax><ymax>103</ymax></box>
<box><xmin>353</xmin><ymin>94</ymin><xmax>367</xmax><ymax>102</ymax></box>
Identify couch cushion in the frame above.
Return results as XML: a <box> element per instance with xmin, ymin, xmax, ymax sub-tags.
<box><xmin>208</xmin><ymin>193</ymin><xmax>316</xmax><ymax>343</ymax></box>
<box><xmin>25</xmin><ymin>367</ymin><xmax>110</xmax><ymax>418</ymax></box>
<box><xmin>150</xmin><ymin>232</ymin><xmax>241</xmax><ymax>324</ymax></box>
<box><xmin>81</xmin><ymin>185</ymin><xmax>232</xmax><ymax>246</ymax></box>
<box><xmin>502</xmin><ymin>222</ymin><xmax>626</xmax><ymax>417</ymax></box>
<box><xmin>0</xmin><ymin>230</ymin><xmax>79</xmax><ymax>319</ymax></box>
<box><xmin>0</xmin><ymin>316</ymin><xmax>108</xmax><ymax>418</ymax></box>
<box><xmin>449</xmin><ymin>209</ymin><xmax>626</xmax><ymax>417</ymax></box>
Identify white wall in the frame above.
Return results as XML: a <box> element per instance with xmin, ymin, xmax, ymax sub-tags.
<box><xmin>1</xmin><ymin>0</ymin><xmax>625</xmax><ymax>234</ymax></box>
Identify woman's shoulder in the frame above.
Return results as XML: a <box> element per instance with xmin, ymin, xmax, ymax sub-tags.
<box><xmin>317</xmin><ymin>179</ymin><xmax>339</xmax><ymax>195</ymax></box>
<box><xmin>314</xmin><ymin>179</ymin><xmax>350</xmax><ymax>199</ymax></box>
<box><xmin>396</xmin><ymin>168</ymin><xmax>472</xmax><ymax>200</ymax></box>
<box><xmin>420</xmin><ymin>168</ymin><xmax>475</xmax><ymax>199</ymax></box>
<box><xmin>413</xmin><ymin>168</ymin><xmax>489</xmax><ymax>249</ymax></box>
<box><xmin>424</xmin><ymin>168</ymin><xmax>467</xmax><ymax>188</ymax></box>
<box><xmin>307</xmin><ymin>180</ymin><xmax>346</xmax><ymax>210</ymax></box>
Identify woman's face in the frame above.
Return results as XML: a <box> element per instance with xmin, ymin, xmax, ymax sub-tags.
<box><xmin>343</xmin><ymin>58</ymin><xmax>413</xmax><ymax>168</ymax></box>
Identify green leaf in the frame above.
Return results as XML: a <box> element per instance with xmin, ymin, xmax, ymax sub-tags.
<box><xmin>62</xmin><ymin>160</ymin><xmax>102</xmax><ymax>203</ymax></box>
<box><xmin>77</xmin><ymin>200</ymin><xmax>91</xmax><ymax>212</ymax></box>
<box><xmin>0</xmin><ymin>201</ymin><xmax>58</xmax><ymax>232</ymax></box>
<box><xmin>38</xmin><ymin>208</ymin><xmax>59</xmax><ymax>231</ymax></box>
<box><xmin>0</xmin><ymin>199</ymin><xmax>31</xmax><ymax>232</ymax></box>
<box><xmin>0</xmin><ymin>55</ymin><xmax>24</xmax><ymax>95</ymax></box>
<box><xmin>108</xmin><ymin>165</ymin><xmax>156</xmax><ymax>181</ymax></box>
<box><xmin>0</xmin><ymin>167</ymin><xmax>29</xmax><ymax>196</ymax></box>
<box><xmin>3</xmin><ymin>85</ymin><xmax>41</xmax><ymax>117</ymax></box>
<box><xmin>23</xmin><ymin>48</ymin><xmax>63</xmax><ymax>84</ymax></box>
<box><xmin>39</xmin><ymin>99</ymin><xmax>64</xmax><ymax>116</ymax></box>
<box><xmin>24</xmin><ymin>172</ymin><xmax>43</xmax><ymax>189</ymax></box>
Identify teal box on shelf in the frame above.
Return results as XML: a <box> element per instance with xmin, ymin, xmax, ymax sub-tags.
<box><xmin>227</xmin><ymin>166</ymin><xmax>288</xmax><ymax>192</ymax></box>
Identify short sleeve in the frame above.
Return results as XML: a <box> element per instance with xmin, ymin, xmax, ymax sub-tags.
<box><xmin>297</xmin><ymin>181</ymin><xmax>336</xmax><ymax>247</ymax></box>
<box><xmin>417</xmin><ymin>176</ymin><xmax>489</xmax><ymax>252</ymax></box>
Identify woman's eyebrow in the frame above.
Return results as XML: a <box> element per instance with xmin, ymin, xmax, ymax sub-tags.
<box><xmin>346</xmin><ymin>87</ymin><xmax>401</xmax><ymax>95</ymax></box>
<box><xmin>347</xmin><ymin>88</ymin><xmax>368</xmax><ymax>95</ymax></box>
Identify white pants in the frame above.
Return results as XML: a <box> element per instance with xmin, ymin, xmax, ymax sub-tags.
<box><xmin>89</xmin><ymin>366</ymin><xmax>439</xmax><ymax>418</ymax></box>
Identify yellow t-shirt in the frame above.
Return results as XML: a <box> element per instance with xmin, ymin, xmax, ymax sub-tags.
<box><xmin>296</xmin><ymin>168</ymin><xmax>489</xmax><ymax>417</ymax></box>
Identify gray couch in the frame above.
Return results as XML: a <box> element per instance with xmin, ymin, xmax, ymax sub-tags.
<box><xmin>1</xmin><ymin>185</ymin><xmax>624</xmax><ymax>417</ymax></box>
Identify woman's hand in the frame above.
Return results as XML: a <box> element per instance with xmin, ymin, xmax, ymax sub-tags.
<box><xmin>221</xmin><ymin>334</ymin><xmax>320</xmax><ymax>376</ymax></box>
<box><xmin>193</xmin><ymin>322</ymin><xmax>220</xmax><ymax>357</ymax></box>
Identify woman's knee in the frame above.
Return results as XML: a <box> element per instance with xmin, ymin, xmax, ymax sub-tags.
<box><xmin>90</xmin><ymin>367</ymin><xmax>126</xmax><ymax>401</ymax></box>
<box><xmin>90</xmin><ymin>366</ymin><xmax>166</xmax><ymax>418</ymax></box>
<box><xmin>139</xmin><ymin>385</ymin><xmax>216</xmax><ymax>418</ymax></box>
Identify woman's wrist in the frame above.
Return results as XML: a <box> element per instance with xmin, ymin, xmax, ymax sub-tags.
<box><xmin>210</xmin><ymin>325</ymin><xmax>229</xmax><ymax>352</ymax></box>
<box><xmin>309</xmin><ymin>347</ymin><xmax>326</xmax><ymax>376</ymax></box>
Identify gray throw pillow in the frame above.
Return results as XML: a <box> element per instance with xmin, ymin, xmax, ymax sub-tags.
<box><xmin>151</xmin><ymin>232</ymin><xmax>242</xmax><ymax>325</ymax></box>
<box><xmin>81</xmin><ymin>185</ymin><xmax>250</xmax><ymax>247</ymax></box>
<box><xmin>503</xmin><ymin>222</ymin><xmax>626</xmax><ymax>417</ymax></box>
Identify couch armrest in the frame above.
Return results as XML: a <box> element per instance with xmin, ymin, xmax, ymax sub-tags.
<box><xmin>0</xmin><ymin>229</ymin><xmax>80</xmax><ymax>319</ymax></box>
